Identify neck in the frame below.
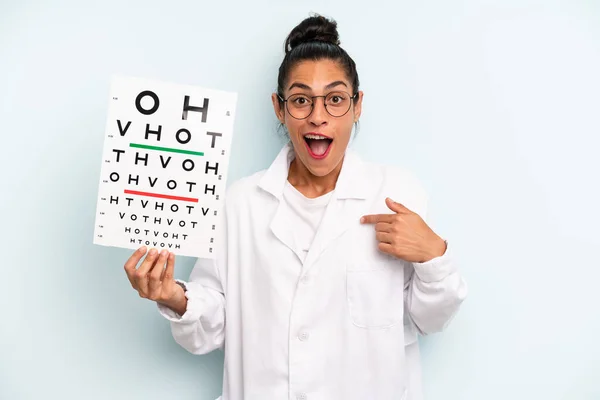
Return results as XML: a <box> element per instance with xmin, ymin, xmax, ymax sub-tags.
<box><xmin>287</xmin><ymin>154</ymin><xmax>344</xmax><ymax>199</ymax></box>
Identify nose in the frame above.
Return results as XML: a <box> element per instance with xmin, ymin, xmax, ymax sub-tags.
<box><xmin>308</xmin><ymin>97</ymin><xmax>328</xmax><ymax>127</ymax></box>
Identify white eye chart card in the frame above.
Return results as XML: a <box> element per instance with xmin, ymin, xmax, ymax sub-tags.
<box><xmin>93</xmin><ymin>75</ymin><xmax>237</xmax><ymax>258</ymax></box>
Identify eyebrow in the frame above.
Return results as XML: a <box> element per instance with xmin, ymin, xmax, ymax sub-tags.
<box><xmin>287</xmin><ymin>80</ymin><xmax>348</xmax><ymax>91</ymax></box>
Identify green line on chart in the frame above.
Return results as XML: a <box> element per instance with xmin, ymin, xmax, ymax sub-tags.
<box><xmin>129</xmin><ymin>143</ymin><xmax>204</xmax><ymax>156</ymax></box>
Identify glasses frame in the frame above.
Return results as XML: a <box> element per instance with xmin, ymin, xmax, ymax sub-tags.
<box><xmin>277</xmin><ymin>91</ymin><xmax>359</xmax><ymax>120</ymax></box>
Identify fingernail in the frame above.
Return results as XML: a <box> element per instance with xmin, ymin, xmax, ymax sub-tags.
<box><xmin>139</xmin><ymin>246</ymin><xmax>146</xmax><ymax>253</ymax></box>
<box><xmin>161</xmin><ymin>249</ymin><xmax>168</xmax><ymax>257</ymax></box>
<box><xmin>149</xmin><ymin>248</ymin><xmax>157</xmax><ymax>256</ymax></box>
<box><xmin>360</xmin><ymin>217</ymin><xmax>365</xmax><ymax>223</ymax></box>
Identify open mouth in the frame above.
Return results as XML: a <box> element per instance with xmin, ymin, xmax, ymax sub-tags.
<box><xmin>303</xmin><ymin>133</ymin><xmax>333</xmax><ymax>159</ymax></box>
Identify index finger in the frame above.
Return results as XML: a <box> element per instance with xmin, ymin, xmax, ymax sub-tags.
<box><xmin>360</xmin><ymin>214</ymin><xmax>395</xmax><ymax>224</ymax></box>
<box><xmin>124</xmin><ymin>246</ymin><xmax>147</xmax><ymax>277</ymax></box>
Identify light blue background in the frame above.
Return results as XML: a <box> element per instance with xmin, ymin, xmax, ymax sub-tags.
<box><xmin>1</xmin><ymin>1</ymin><xmax>599</xmax><ymax>399</ymax></box>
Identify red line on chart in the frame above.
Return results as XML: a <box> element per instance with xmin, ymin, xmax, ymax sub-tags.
<box><xmin>124</xmin><ymin>189</ymin><xmax>199</xmax><ymax>203</ymax></box>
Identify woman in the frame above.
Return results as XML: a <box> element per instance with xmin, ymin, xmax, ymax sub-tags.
<box><xmin>124</xmin><ymin>14</ymin><xmax>468</xmax><ymax>400</ymax></box>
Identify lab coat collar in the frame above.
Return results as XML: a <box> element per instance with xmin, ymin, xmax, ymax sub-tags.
<box><xmin>258</xmin><ymin>141</ymin><xmax>370</xmax><ymax>200</ymax></box>
<box><xmin>260</xmin><ymin>141</ymin><xmax>378</xmax><ymax>268</ymax></box>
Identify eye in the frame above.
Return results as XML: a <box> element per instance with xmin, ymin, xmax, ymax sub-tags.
<box><xmin>290</xmin><ymin>94</ymin><xmax>312</xmax><ymax>106</ymax></box>
<box><xmin>327</xmin><ymin>92</ymin><xmax>348</xmax><ymax>105</ymax></box>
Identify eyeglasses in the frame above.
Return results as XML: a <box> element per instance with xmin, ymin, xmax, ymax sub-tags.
<box><xmin>277</xmin><ymin>91</ymin><xmax>358</xmax><ymax>120</ymax></box>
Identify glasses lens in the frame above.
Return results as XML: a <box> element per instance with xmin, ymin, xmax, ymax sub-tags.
<box><xmin>325</xmin><ymin>91</ymin><xmax>352</xmax><ymax>117</ymax></box>
<box><xmin>286</xmin><ymin>94</ymin><xmax>313</xmax><ymax>119</ymax></box>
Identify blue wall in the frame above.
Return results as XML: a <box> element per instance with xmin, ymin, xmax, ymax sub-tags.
<box><xmin>1</xmin><ymin>1</ymin><xmax>599</xmax><ymax>399</ymax></box>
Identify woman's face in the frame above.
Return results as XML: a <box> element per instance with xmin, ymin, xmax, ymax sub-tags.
<box><xmin>272</xmin><ymin>59</ymin><xmax>363</xmax><ymax>177</ymax></box>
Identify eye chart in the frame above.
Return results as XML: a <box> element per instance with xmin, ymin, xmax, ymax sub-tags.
<box><xmin>93</xmin><ymin>76</ymin><xmax>237</xmax><ymax>258</ymax></box>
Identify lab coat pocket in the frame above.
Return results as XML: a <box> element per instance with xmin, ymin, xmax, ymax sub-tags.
<box><xmin>346</xmin><ymin>263</ymin><xmax>404</xmax><ymax>329</ymax></box>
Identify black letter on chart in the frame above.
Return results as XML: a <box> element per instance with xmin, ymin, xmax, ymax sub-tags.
<box><xmin>186</xmin><ymin>182</ymin><xmax>196</xmax><ymax>192</ymax></box>
<box><xmin>206</xmin><ymin>131</ymin><xmax>222</xmax><ymax>148</ymax></box>
<box><xmin>182</xmin><ymin>96</ymin><xmax>209</xmax><ymax>122</ymax></box>
<box><xmin>112</xmin><ymin>149</ymin><xmax>125</xmax><ymax>162</ymax></box>
<box><xmin>135</xmin><ymin>91</ymin><xmax>160</xmax><ymax>115</ymax></box>
<box><xmin>117</xmin><ymin>120</ymin><xmax>132</xmax><ymax>136</ymax></box>
<box><xmin>135</xmin><ymin>152</ymin><xmax>148</xmax><ymax>166</ymax></box>
<box><xmin>145</xmin><ymin>124</ymin><xmax>162</xmax><ymax>141</ymax></box>
<box><xmin>159</xmin><ymin>155</ymin><xmax>171</xmax><ymax>168</ymax></box>
<box><xmin>128</xmin><ymin>174</ymin><xmax>139</xmax><ymax>185</ymax></box>
<box><xmin>205</xmin><ymin>161</ymin><xmax>219</xmax><ymax>175</ymax></box>
<box><xmin>205</xmin><ymin>184</ymin><xmax>216</xmax><ymax>195</ymax></box>
<box><xmin>175</xmin><ymin>129</ymin><xmax>191</xmax><ymax>144</ymax></box>
<box><xmin>182</xmin><ymin>159</ymin><xmax>194</xmax><ymax>172</ymax></box>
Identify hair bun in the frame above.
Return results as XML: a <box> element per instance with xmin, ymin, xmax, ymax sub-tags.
<box><xmin>285</xmin><ymin>15</ymin><xmax>340</xmax><ymax>53</ymax></box>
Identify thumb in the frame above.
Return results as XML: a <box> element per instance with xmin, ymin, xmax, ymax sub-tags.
<box><xmin>385</xmin><ymin>197</ymin><xmax>408</xmax><ymax>214</ymax></box>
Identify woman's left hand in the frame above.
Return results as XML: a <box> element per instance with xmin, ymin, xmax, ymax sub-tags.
<box><xmin>360</xmin><ymin>198</ymin><xmax>447</xmax><ymax>263</ymax></box>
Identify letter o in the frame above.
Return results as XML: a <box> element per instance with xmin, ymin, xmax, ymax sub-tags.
<box><xmin>182</xmin><ymin>159</ymin><xmax>194</xmax><ymax>171</ymax></box>
<box><xmin>135</xmin><ymin>90</ymin><xmax>160</xmax><ymax>115</ymax></box>
<box><xmin>176</xmin><ymin>128</ymin><xmax>191</xmax><ymax>144</ymax></box>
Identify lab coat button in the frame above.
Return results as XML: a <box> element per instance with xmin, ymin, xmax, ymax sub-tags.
<box><xmin>296</xmin><ymin>393</ymin><xmax>307</xmax><ymax>400</ymax></box>
<box><xmin>298</xmin><ymin>331</ymin><xmax>310</xmax><ymax>341</ymax></box>
<box><xmin>300</xmin><ymin>276</ymin><xmax>309</xmax><ymax>284</ymax></box>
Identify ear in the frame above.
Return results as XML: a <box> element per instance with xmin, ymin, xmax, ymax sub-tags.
<box><xmin>271</xmin><ymin>93</ymin><xmax>285</xmax><ymax>124</ymax></box>
<box><xmin>352</xmin><ymin>90</ymin><xmax>363</xmax><ymax>123</ymax></box>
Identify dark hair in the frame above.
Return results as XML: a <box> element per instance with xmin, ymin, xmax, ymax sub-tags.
<box><xmin>277</xmin><ymin>14</ymin><xmax>360</xmax><ymax>100</ymax></box>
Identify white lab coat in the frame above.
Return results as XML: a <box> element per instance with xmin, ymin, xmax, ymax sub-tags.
<box><xmin>158</xmin><ymin>142</ymin><xmax>468</xmax><ymax>400</ymax></box>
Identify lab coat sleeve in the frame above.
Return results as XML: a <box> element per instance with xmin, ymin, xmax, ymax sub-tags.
<box><xmin>387</xmin><ymin>166</ymin><xmax>467</xmax><ymax>337</ymax></box>
<box><xmin>404</xmin><ymin>242</ymin><xmax>467</xmax><ymax>335</ymax></box>
<box><xmin>156</xmin><ymin>201</ymin><xmax>230</xmax><ymax>355</ymax></box>
<box><xmin>156</xmin><ymin>257</ymin><xmax>226</xmax><ymax>355</ymax></box>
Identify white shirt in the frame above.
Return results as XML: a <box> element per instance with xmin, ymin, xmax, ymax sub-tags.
<box><xmin>282</xmin><ymin>179</ymin><xmax>333</xmax><ymax>264</ymax></box>
<box><xmin>158</xmin><ymin>142</ymin><xmax>468</xmax><ymax>400</ymax></box>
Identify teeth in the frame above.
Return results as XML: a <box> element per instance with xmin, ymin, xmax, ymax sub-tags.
<box><xmin>304</xmin><ymin>134</ymin><xmax>329</xmax><ymax>140</ymax></box>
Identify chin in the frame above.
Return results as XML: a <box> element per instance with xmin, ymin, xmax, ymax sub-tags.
<box><xmin>303</xmin><ymin>151</ymin><xmax>343</xmax><ymax>177</ymax></box>
<box><xmin>306</xmin><ymin>164</ymin><xmax>334</xmax><ymax>177</ymax></box>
